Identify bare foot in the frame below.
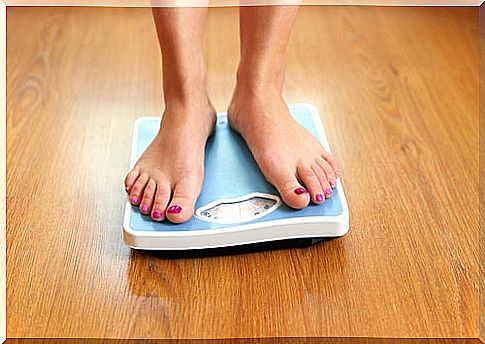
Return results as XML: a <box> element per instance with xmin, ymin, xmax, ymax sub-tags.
<box><xmin>124</xmin><ymin>96</ymin><xmax>215</xmax><ymax>223</ymax></box>
<box><xmin>228</xmin><ymin>77</ymin><xmax>340</xmax><ymax>209</ymax></box>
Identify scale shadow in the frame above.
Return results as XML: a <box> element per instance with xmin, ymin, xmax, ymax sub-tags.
<box><xmin>131</xmin><ymin>237</ymin><xmax>334</xmax><ymax>259</ymax></box>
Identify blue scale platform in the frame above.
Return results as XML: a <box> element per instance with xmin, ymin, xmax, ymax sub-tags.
<box><xmin>123</xmin><ymin>103</ymin><xmax>349</xmax><ymax>250</ymax></box>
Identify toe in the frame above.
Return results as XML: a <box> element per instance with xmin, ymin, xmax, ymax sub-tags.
<box><xmin>311</xmin><ymin>163</ymin><xmax>329</xmax><ymax>203</ymax></box>
<box><xmin>129</xmin><ymin>173</ymin><xmax>149</xmax><ymax>205</ymax></box>
<box><xmin>124</xmin><ymin>165</ymin><xmax>140</xmax><ymax>194</ymax></box>
<box><xmin>271</xmin><ymin>170</ymin><xmax>310</xmax><ymax>209</ymax></box>
<box><xmin>139</xmin><ymin>177</ymin><xmax>156</xmax><ymax>214</ymax></box>
<box><xmin>322</xmin><ymin>152</ymin><xmax>341</xmax><ymax>178</ymax></box>
<box><xmin>317</xmin><ymin>157</ymin><xmax>337</xmax><ymax>190</ymax></box>
<box><xmin>165</xmin><ymin>177</ymin><xmax>201</xmax><ymax>224</ymax></box>
<box><xmin>298</xmin><ymin>165</ymin><xmax>325</xmax><ymax>204</ymax></box>
<box><xmin>151</xmin><ymin>183</ymin><xmax>171</xmax><ymax>221</ymax></box>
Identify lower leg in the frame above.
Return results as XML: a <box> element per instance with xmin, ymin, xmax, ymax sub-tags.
<box><xmin>124</xmin><ymin>7</ymin><xmax>215</xmax><ymax>223</ymax></box>
<box><xmin>153</xmin><ymin>7</ymin><xmax>210</xmax><ymax>104</ymax></box>
<box><xmin>229</xmin><ymin>5</ymin><xmax>340</xmax><ymax>209</ymax></box>
<box><xmin>236</xmin><ymin>5</ymin><xmax>298</xmax><ymax>93</ymax></box>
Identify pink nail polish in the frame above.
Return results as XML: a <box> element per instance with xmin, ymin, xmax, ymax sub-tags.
<box><xmin>330</xmin><ymin>179</ymin><xmax>337</xmax><ymax>188</ymax></box>
<box><xmin>316</xmin><ymin>194</ymin><xmax>324</xmax><ymax>202</ymax></box>
<box><xmin>140</xmin><ymin>204</ymin><xmax>149</xmax><ymax>213</ymax></box>
<box><xmin>152</xmin><ymin>210</ymin><xmax>162</xmax><ymax>219</ymax></box>
<box><xmin>168</xmin><ymin>205</ymin><xmax>182</xmax><ymax>214</ymax></box>
<box><xmin>130</xmin><ymin>196</ymin><xmax>139</xmax><ymax>204</ymax></box>
<box><xmin>294</xmin><ymin>188</ymin><xmax>308</xmax><ymax>195</ymax></box>
<box><xmin>325</xmin><ymin>188</ymin><xmax>333</xmax><ymax>197</ymax></box>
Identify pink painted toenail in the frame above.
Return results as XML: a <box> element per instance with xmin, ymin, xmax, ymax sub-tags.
<box><xmin>316</xmin><ymin>194</ymin><xmax>324</xmax><ymax>202</ymax></box>
<box><xmin>152</xmin><ymin>211</ymin><xmax>162</xmax><ymax>219</ymax></box>
<box><xmin>168</xmin><ymin>205</ymin><xmax>182</xmax><ymax>214</ymax></box>
<box><xmin>130</xmin><ymin>197</ymin><xmax>139</xmax><ymax>204</ymax></box>
<box><xmin>140</xmin><ymin>204</ymin><xmax>149</xmax><ymax>213</ymax></box>
<box><xmin>294</xmin><ymin>188</ymin><xmax>308</xmax><ymax>195</ymax></box>
<box><xmin>330</xmin><ymin>179</ymin><xmax>337</xmax><ymax>188</ymax></box>
<box><xmin>325</xmin><ymin>188</ymin><xmax>333</xmax><ymax>197</ymax></box>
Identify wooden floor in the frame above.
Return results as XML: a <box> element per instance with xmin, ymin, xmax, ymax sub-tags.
<box><xmin>479</xmin><ymin>10</ymin><xmax>484</xmax><ymax>344</ymax></box>
<box><xmin>6</xmin><ymin>6</ymin><xmax>479</xmax><ymax>339</ymax></box>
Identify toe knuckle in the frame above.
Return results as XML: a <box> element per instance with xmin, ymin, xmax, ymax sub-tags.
<box><xmin>145</xmin><ymin>182</ymin><xmax>155</xmax><ymax>192</ymax></box>
<box><xmin>173</xmin><ymin>194</ymin><xmax>195</xmax><ymax>204</ymax></box>
<box><xmin>320</xmin><ymin>163</ymin><xmax>332</xmax><ymax>173</ymax></box>
<box><xmin>302</xmin><ymin>172</ymin><xmax>314</xmax><ymax>179</ymax></box>
<box><xmin>309</xmin><ymin>180</ymin><xmax>320</xmax><ymax>188</ymax></box>
<box><xmin>298</xmin><ymin>167</ymin><xmax>314</xmax><ymax>178</ymax></box>
<box><xmin>139</xmin><ymin>172</ymin><xmax>150</xmax><ymax>181</ymax></box>
<box><xmin>130</xmin><ymin>187</ymin><xmax>141</xmax><ymax>195</ymax></box>
<box><xmin>154</xmin><ymin>193</ymin><xmax>166</xmax><ymax>203</ymax></box>
<box><xmin>281</xmin><ymin>179</ymin><xmax>297</xmax><ymax>190</ymax></box>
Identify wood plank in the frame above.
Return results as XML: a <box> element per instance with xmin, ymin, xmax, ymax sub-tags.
<box><xmin>0</xmin><ymin>1</ymin><xmax>6</xmax><ymax>343</ymax></box>
<box><xmin>479</xmin><ymin>5</ymin><xmax>484</xmax><ymax>344</ymax></box>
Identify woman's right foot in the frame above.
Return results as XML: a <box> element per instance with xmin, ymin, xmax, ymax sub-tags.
<box><xmin>124</xmin><ymin>96</ymin><xmax>215</xmax><ymax>223</ymax></box>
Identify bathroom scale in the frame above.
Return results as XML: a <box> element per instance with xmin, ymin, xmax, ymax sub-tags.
<box><xmin>123</xmin><ymin>103</ymin><xmax>349</xmax><ymax>250</ymax></box>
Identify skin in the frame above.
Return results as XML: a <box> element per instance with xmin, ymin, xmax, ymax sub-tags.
<box><xmin>124</xmin><ymin>5</ymin><xmax>340</xmax><ymax>223</ymax></box>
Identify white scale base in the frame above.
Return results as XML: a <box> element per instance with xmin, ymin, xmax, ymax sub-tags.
<box><xmin>123</xmin><ymin>104</ymin><xmax>349</xmax><ymax>250</ymax></box>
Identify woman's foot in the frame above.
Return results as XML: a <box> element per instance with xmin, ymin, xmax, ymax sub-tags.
<box><xmin>228</xmin><ymin>69</ymin><xmax>340</xmax><ymax>209</ymax></box>
<box><xmin>124</xmin><ymin>96</ymin><xmax>216</xmax><ymax>223</ymax></box>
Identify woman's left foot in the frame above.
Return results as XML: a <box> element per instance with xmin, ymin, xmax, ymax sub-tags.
<box><xmin>228</xmin><ymin>72</ymin><xmax>340</xmax><ymax>209</ymax></box>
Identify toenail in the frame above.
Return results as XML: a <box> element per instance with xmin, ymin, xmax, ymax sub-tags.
<box><xmin>330</xmin><ymin>179</ymin><xmax>337</xmax><ymax>188</ymax></box>
<box><xmin>324</xmin><ymin>188</ymin><xmax>333</xmax><ymax>197</ymax></box>
<box><xmin>130</xmin><ymin>197</ymin><xmax>139</xmax><ymax>204</ymax></box>
<box><xmin>316</xmin><ymin>194</ymin><xmax>324</xmax><ymax>202</ymax></box>
<box><xmin>152</xmin><ymin>210</ymin><xmax>162</xmax><ymax>219</ymax></box>
<box><xmin>294</xmin><ymin>188</ymin><xmax>308</xmax><ymax>195</ymax></box>
<box><xmin>140</xmin><ymin>204</ymin><xmax>149</xmax><ymax>213</ymax></box>
<box><xmin>168</xmin><ymin>205</ymin><xmax>182</xmax><ymax>214</ymax></box>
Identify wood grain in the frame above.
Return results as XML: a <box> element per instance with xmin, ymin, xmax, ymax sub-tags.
<box><xmin>0</xmin><ymin>2</ymin><xmax>6</xmax><ymax>343</ymax></box>
<box><xmin>3</xmin><ymin>338</ymin><xmax>484</xmax><ymax>344</ymax></box>
<box><xmin>479</xmin><ymin>6</ymin><xmax>484</xmax><ymax>344</ymax></box>
<box><xmin>6</xmin><ymin>6</ymin><xmax>479</xmax><ymax>339</ymax></box>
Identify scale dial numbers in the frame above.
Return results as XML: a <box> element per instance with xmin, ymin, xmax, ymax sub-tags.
<box><xmin>195</xmin><ymin>193</ymin><xmax>281</xmax><ymax>224</ymax></box>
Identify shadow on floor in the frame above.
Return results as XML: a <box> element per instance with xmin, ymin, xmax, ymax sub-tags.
<box><xmin>131</xmin><ymin>237</ymin><xmax>332</xmax><ymax>259</ymax></box>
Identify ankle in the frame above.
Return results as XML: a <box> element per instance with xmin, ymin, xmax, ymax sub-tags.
<box><xmin>235</xmin><ymin>58</ymin><xmax>286</xmax><ymax>95</ymax></box>
<box><xmin>229</xmin><ymin>60</ymin><xmax>286</xmax><ymax>117</ymax></box>
<box><xmin>162</xmin><ymin>78</ymin><xmax>208</xmax><ymax>104</ymax></box>
<box><xmin>164</xmin><ymin>90</ymin><xmax>212</xmax><ymax>112</ymax></box>
<box><xmin>162</xmin><ymin>55</ymin><xmax>208</xmax><ymax>102</ymax></box>
<box><xmin>162</xmin><ymin>92</ymin><xmax>216</xmax><ymax>135</ymax></box>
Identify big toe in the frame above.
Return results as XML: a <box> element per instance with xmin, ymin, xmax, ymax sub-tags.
<box><xmin>273</xmin><ymin>172</ymin><xmax>310</xmax><ymax>209</ymax></box>
<box><xmin>165</xmin><ymin>177</ymin><xmax>201</xmax><ymax>224</ymax></box>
